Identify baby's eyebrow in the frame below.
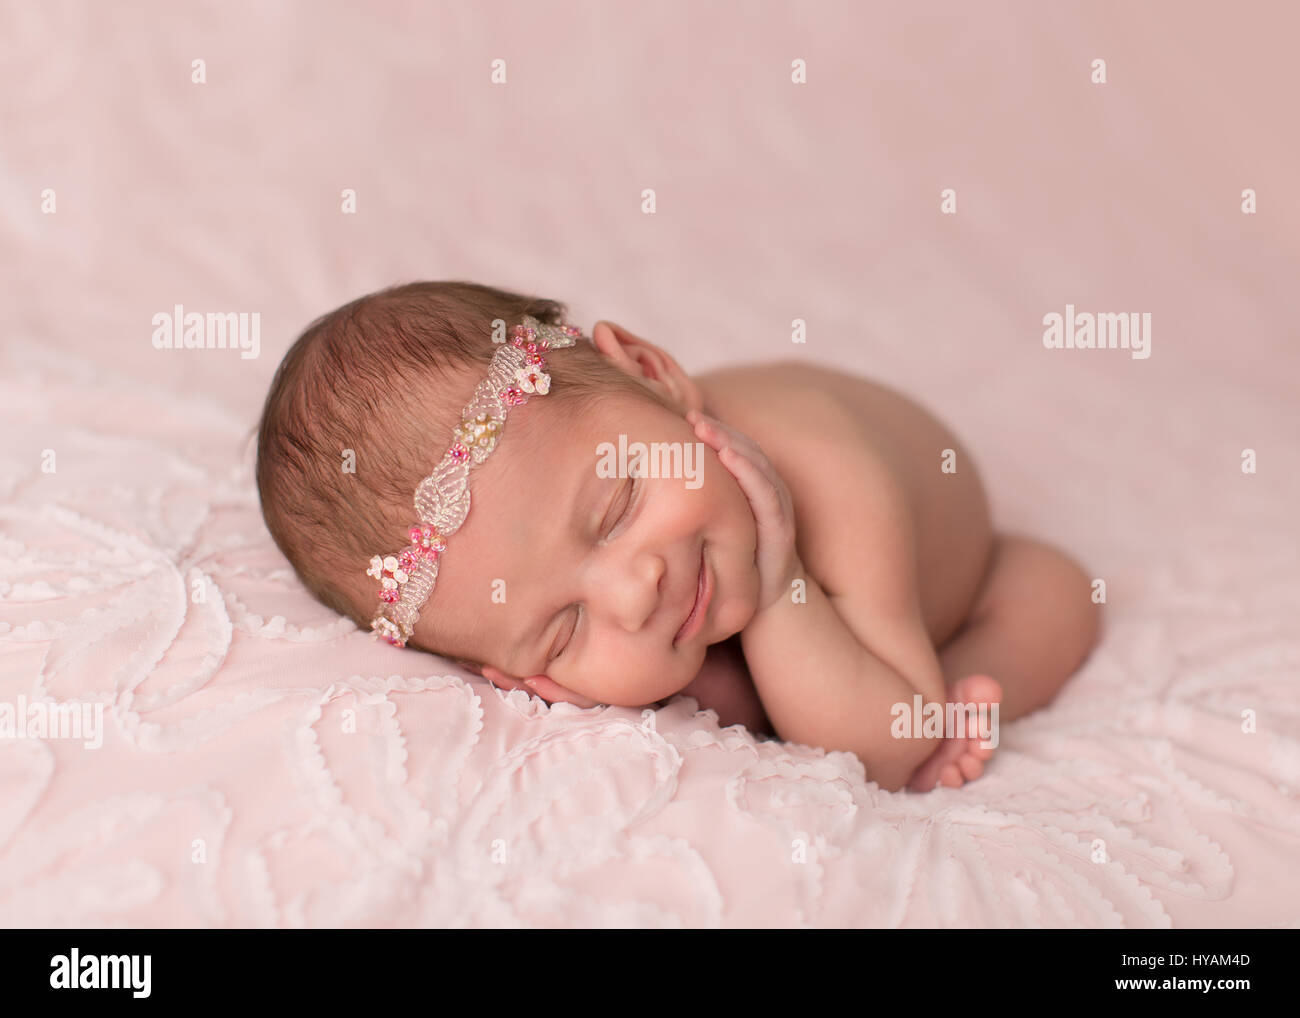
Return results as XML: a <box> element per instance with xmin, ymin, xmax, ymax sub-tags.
<box><xmin>509</xmin><ymin>457</ymin><xmax>607</xmax><ymax>677</ymax></box>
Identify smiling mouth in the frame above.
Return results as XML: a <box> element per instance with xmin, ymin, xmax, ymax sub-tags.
<box><xmin>674</xmin><ymin>544</ymin><xmax>711</xmax><ymax>645</ymax></box>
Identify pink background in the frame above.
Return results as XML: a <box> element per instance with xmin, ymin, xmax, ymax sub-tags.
<box><xmin>2</xmin><ymin>0</ymin><xmax>1298</xmax><ymax>926</ymax></box>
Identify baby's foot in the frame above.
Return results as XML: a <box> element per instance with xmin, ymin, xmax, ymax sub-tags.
<box><xmin>906</xmin><ymin>674</ymin><xmax>1002</xmax><ymax>792</ymax></box>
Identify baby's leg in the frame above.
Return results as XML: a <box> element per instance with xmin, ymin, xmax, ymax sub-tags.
<box><xmin>936</xmin><ymin>533</ymin><xmax>1102</xmax><ymax>720</ymax></box>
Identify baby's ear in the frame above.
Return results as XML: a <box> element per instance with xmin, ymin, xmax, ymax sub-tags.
<box><xmin>592</xmin><ymin>320</ymin><xmax>701</xmax><ymax>413</ymax></box>
<box><xmin>479</xmin><ymin>663</ymin><xmax>528</xmax><ymax>692</ymax></box>
<box><xmin>516</xmin><ymin>673</ymin><xmax>602</xmax><ymax>709</ymax></box>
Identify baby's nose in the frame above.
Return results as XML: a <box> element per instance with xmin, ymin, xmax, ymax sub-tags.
<box><xmin>599</xmin><ymin>552</ymin><xmax>666</xmax><ymax>631</ymax></box>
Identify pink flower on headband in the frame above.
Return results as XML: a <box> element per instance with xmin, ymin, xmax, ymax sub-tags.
<box><xmin>367</xmin><ymin>555</ymin><xmax>406</xmax><ymax>584</ymax></box>
<box><xmin>407</xmin><ymin>524</ymin><xmax>447</xmax><ymax>557</ymax></box>
<box><xmin>514</xmin><ymin>363</ymin><xmax>551</xmax><ymax>394</ymax></box>
<box><xmin>368</xmin><ymin>554</ymin><xmax>407</xmax><ymax>603</ymax></box>
<box><xmin>373</xmin><ymin>617</ymin><xmax>404</xmax><ymax>647</ymax></box>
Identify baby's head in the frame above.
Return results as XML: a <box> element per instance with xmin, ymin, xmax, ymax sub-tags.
<box><xmin>256</xmin><ymin>281</ymin><xmax>760</xmax><ymax>708</ymax></box>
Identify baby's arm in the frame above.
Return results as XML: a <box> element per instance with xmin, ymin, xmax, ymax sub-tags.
<box><xmin>741</xmin><ymin>561</ymin><xmax>946</xmax><ymax>791</ymax></box>
<box><xmin>691</xmin><ymin>411</ymin><xmax>946</xmax><ymax>792</ymax></box>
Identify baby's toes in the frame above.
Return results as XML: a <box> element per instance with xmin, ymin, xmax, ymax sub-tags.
<box><xmin>953</xmin><ymin>673</ymin><xmax>1003</xmax><ymax>706</ymax></box>
<box><xmin>957</xmin><ymin>753</ymin><xmax>984</xmax><ymax>781</ymax></box>
<box><xmin>939</xmin><ymin>763</ymin><xmax>964</xmax><ymax>788</ymax></box>
<box><xmin>969</xmin><ymin>740</ymin><xmax>997</xmax><ymax>762</ymax></box>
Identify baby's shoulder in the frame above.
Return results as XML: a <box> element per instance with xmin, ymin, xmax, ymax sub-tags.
<box><xmin>694</xmin><ymin>357</ymin><xmax>904</xmax><ymax>508</ymax></box>
<box><xmin>696</xmin><ymin>359</ymin><xmax>853</xmax><ymax>424</ymax></box>
<box><xmin>694</xmin><ymin>359</ymin><xmax>877</xmax><ymax>455</ymax></box>
<box><xmin>693</xmin><ymin>358</ymin><xmax>953</xmax><ymax>476</ymax></box>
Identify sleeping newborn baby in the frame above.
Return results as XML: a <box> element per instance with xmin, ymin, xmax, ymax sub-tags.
<box><xmin>256</xmin><ymin>281</ymin><xmax>1101</xmax><ymax>793</ymax></box>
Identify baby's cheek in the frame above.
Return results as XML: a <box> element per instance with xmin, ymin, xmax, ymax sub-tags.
<box><xmin>583</xmin><ymin>658</ymin><xmax>690</xmax><ymax>708</ymax></box>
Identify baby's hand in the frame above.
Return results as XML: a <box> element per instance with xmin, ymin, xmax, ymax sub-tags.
<box><xmin>688</xmin><ymin>410</ymin><xmax>800</xmax><ymax>616</ymax></box>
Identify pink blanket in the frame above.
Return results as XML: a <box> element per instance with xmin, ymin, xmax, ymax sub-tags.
<box><xmin>2</xmin><ymin>0</ymin><xmax>1298</xmax><ymax>926</ymax></box>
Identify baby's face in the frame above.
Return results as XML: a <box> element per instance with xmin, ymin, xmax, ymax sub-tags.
<box><xmin>415</xmin><ymin>389</ymin><xmax>761</xmax><ymax>707</ymax></box>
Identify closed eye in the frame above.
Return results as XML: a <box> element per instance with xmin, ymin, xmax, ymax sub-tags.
<box><xmin>548</xmin><ymin>607</ymin><xmax>580</xmax><ymax>663</ymax></box>
<box><xmin>601</xmin><ymin>475</ymin><xmax>637</xmax><ymax>538</ymax></box>
<box><xmin>550</xmin><ymin>476</ymin><xmax>644</xmax><ymax>662</ymax></box>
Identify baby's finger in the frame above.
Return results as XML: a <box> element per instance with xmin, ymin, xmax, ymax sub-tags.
<box><xmin>691</xmin><ymin>415</ymin><xmax>730</xmax><ymax>461</ymax></box>
<box><xmin>717</xmin><ymin>445</ymin><xmax>787</xmax><ymax>535</ymax></box>
<box><xmin>693</xmin><ymin>414</ymin><xmax>783</xmax><ymax>498</ymax></box>
<box><xmin>694</xmin><ymin>412</ymin><xmax>766</xmax><ymax>462</ymax></box>
<box><xmin>692</xmin><ymin>415</ymin><xmax>770</xmax><ymax>482</ymax></box>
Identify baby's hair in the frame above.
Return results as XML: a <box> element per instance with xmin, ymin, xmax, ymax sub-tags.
<box><xmin>255</xmin><ymin>280</ymin><xmax>665</xmax><ymax>671</ymax></box>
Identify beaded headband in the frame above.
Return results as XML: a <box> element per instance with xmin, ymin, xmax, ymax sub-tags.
<box><xmin>367</xmin><ymin>315</ymin><xmax>585</xmax><ymax>647</ymax></box>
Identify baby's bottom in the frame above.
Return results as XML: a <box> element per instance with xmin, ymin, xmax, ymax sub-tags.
<box><xmin>935</xmin><ymin>532</ymin><xmax>1101</xmax><ymax>720</ymax></box>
